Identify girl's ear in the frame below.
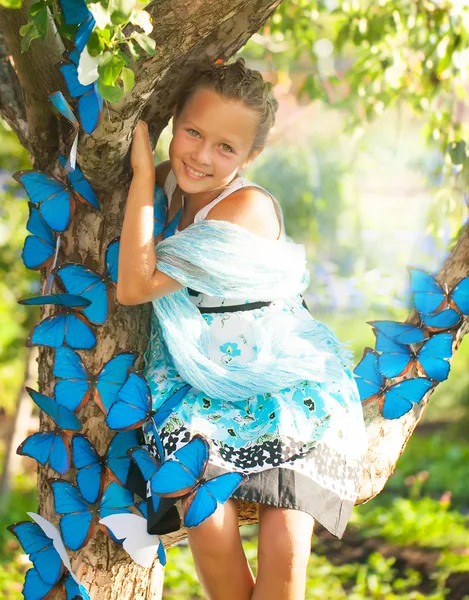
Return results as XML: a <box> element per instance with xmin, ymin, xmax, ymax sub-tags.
<box><xmin>242</xmin><ymin>147</ymin><xmax>263</xmax><ymax>170</ymax></box>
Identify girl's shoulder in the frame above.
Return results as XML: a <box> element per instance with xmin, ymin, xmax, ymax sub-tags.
<box><xmin>155</xmin><ymin>160</ymin><xmax>172</xmax><ymax>188</ymax></box>
<box><xmin>204</xmin><ymin>185</ymin><xmax>281</xmax><ymax>241</ymax></box>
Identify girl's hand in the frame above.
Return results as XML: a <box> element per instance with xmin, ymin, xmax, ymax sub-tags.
<box><xmin>131</xmin><ymin>120</ymin><xmax>155</xmax><ymax>177</ymax></box>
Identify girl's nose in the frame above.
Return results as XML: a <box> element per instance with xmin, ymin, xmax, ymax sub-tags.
<box><xmin>192</xmin><ymin>143</ymin><xmax>212</xmax><ymax>166</ymax></box>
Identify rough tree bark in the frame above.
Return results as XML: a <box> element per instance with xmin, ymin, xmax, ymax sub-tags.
<box><xmin>0</xmin><ymin>0</ymin><xmax>468</xmax><ymax>598</ymax></box>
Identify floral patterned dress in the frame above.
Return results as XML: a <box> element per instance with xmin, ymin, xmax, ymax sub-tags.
<box><xmin>138</xmin><ymin>170</ymin><xmax>368</xmax><ymax>539</ymax></box>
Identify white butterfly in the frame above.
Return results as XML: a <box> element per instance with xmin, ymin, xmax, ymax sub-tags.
<box><xmin>99</xmin><ymin>514</ymin><xmax>166</xmax><ymax>568</ymax></box>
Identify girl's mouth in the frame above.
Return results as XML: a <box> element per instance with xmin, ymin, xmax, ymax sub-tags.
<box><xmin>183</xmin><ymin>162</ymin><xmax>212</xmax><ymax>180</ymax></box>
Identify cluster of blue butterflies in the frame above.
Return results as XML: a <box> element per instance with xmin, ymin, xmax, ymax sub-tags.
<box><xmin>353</xmin><ymin>267</ymin><xmax>468</xmax><ymax>420</ymax></box>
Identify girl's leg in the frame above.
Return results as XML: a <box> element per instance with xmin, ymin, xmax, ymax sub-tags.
<box><xmin>186</xmin><ymin>498</ymin><xmax>255</xmax><ymax>600</ymax></box>
<box><xmin>252</xmin><ymin>503</ymin><xmax>314</xmax><ymax>600</ymax></box>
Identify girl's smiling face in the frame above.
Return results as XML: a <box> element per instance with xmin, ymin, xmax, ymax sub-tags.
<box><xmin>169</xmin><ymin>87</ymin><xmax>262</xmax><ymax>200</ymax></box>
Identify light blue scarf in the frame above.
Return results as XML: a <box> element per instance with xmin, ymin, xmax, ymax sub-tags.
<box><xmin>151</xmin><ymin>220</ymin><xmax>354</xmax><ymax>403</ymax></box>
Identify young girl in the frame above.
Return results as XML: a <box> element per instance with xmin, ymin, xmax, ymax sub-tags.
<box><xmin>118</xmin><ymin>59</ymin><xmax>368</xmax><ymax>600</ymax></box>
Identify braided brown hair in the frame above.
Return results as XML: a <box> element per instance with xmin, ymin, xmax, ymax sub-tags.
<box><xmin>174</xmin><ymin>58</ymin><xmax>279</xmax><ymax>154</ymax></box>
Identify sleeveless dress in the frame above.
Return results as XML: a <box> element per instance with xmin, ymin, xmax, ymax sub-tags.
<box><xmin>137</xmin><ymin>169</ymin><xmax>368</xmax><ymax>539</ymax></box>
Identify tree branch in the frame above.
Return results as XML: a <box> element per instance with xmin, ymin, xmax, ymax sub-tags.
<box><xmin>0</xmin><ymin>2</ymin><xmax>66</xmax><ymax>167</ymax></box>
<box><xmin>0</xmin><ymin>28</ymin><xmax>28</xmax><ymax>149</ymax></box>
<box><xmin>357</xmin><ymin>222</ymin><xmax>469</xmax><ymax>504</ymax></box>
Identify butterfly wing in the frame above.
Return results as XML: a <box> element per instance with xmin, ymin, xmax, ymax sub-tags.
<box><xmin>7</xmin><ymin>521</ymin><xmax>63</xmax><ymax>585</ymax></box>
<box><xmin>417</xmin><ymin>333</ymin><xmax>453</xmax><ymax>381</ymax></box>
<box><xmin>153</xmin><ymin>186</ymin><xmax>168</xmax><ymax>237</ymax></box>
<box><xmin>63</xmin><ymin>313</ymin><xmax>97</xmax><ymax>350</ymax></box>
<box><xmin>409</xmin><ymin>268</ymin><xmax>447</xmax><ymax>314</ymax></box>
<box><xmin>367</xmin><ymin>320</ymin><xmax>426</xmax><ymax>345</ymax></box>
<box><xmin>17</xmin><ymin>432</ymin><xmax>69</xmax><ymax>474</ymax></box>
<box><xmin>27</xmin><ymin>388</ymin><xmax>82</xmax><ymax>432</ymax></box>
<box><xmin>78</xmin><ymin>84</ymin><xmax>102</xmax><ymax>135</ymax></box>
<box><xmin>381</xmin><ymin>378</ymin><xmax>434</xmax><ymax>420</ymax></box>
<box><xmin>59</xmin><ymin>61</ymin><xmax>93</xmax><ymax>98</ymax></box>
<box><xmin>106</xmin><ymin>372</ymin><xmax>152</xmax><ymax>430</ymax></box>
<box><xmin>63</xmin><ymin>572</ymin><xmax>90</xmax><ymax>600</ymax></box>
<box><xmin>128</xmin><ymin>447</ymin><xmax>159</xmax><ymax>482</ymax></box>
<box><xmin>75</xmin><ymin>14</ymin><xmax>96</xmax><ymax>53</ymax></box>
<box><xmin>353</xmin><ymin>349</ymin><xmax>383</xmax><ymax>402</ymax></box>
<box><xmin>99</xmin><ymin>482</ymin><xmax>134</xmax><ymax>520</ymax></box>
<box><xmin>95</xmin><ymin>352</ymin><xmax>136</xmax><ymax>413</ymax></box>
<box><xmin>72</xmin><ymin>435</ymin><xmax>103</xmax><ymax>504</ymax></box>
<box><xmin>105</xmin><ymin>238</ymin><xmax>120</xmax><ymax>285</ymax></box>
<box><xmin>22</xmin><ymin>205</ymin><xmax>56</xmax><ymax>270</ymax></box>
<box><xmin>374</xmin><ymin>331</ymin><xmax>413</xmax><ymax>378</ymax></box>
<box><xmin>420</xmin><ymin>308</ymin><xmax>461</xmax><ymax>330</ymax></box>
<box><xmin>153</xmin><ymin>384</ymin><xmax>191</xmax><ymax>428</ymax></box>
<box><xmin>53</xmin><ymin>347</ymin><xmax>91</xmax><ymax>412</ymax></box>
<box><xmin>451</xmin><ymin>276</ymin><xmax>469</xmax><ymax>315</ymax></box>
<box><xmin>13</xmin><ymin>170</ymin><xmax>74</xmax><ymax>232</ymax></box>
<box><xmin>54</xmin><ymin>263</ymin><xmax>111</xmax><ymax>325</ymax></box>
<box><xmin>50</xmin><ymin>480</ymin><xmax>93</xmax><ymax>551</ymax></box>
<box><xmin>23</xmin><ymin>567</ymin><xmax>57</xmax><ymax>599</ymax></box>
<box><xmin>184</xmin><ymin>473</ymin><xmax>245</xmax><ymax>528</ymax></box>
<box><xmin>58</xmin><ymin>155</ymin><xmax>100</xmax><ymax>210</ymax></box>
<box><xmin>99</xmin><ymin>513</ymin><xmax>164</xmax><ymax>568</ymax></box>
<box><xmin>58</xmin><ymin>0</ymin><xmax>91</xmax><ymax>25</ymax></box>
<box><xmin>105</xmin><ymin>430</ymin><xmax>139</xmax><ymax>485</ymax></box>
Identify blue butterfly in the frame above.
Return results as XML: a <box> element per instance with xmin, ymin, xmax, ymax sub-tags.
<box><xmin>72</xmin><ymin>431</ymin><xmax>139</xmax><ymax>504</ymax></box>
<box><xmin>50</xmin><ymin>479</ymin><xmax>133</xmax><ymax>551</ymax></box>
<box><xmin>154</xmin><ymin>185</ymin><xmax>168</xmax><ymax>237</ymax></box>
<box><xmin>7</xmin><ymin>521</ymin><xmax>64</xmax><ymax>585</ymax></box>
<box><xmin>409</xmin><ymin>267</ymin><xmax>468</xmax><ymax>329</ymax></box>
<box><xmin>59</xmin><ymin>49</ymin><xmax>102</xmax><ymax>134</ymax></box>
<box><xmin>14</xmin><ymin>170</ymin><xmax>78</xmax><ymax>233</ymax></box>
<box><xmin>53</xmin><ymin>263</ymin><xmax>114</xmax><ymax>325</ymax></box>
<box><xmin>22</xmin><ymin>204</ymin><xmax>57</xmax><ymax>271</ymax></box>
<box><xmin>18</xmin><ymin>294</ymin><xmax>96</xmax><ymax>350</ymax></box>
<box><xmin>366</xmin><ymin>320</ymin><xmax>427</xmax><ymax>345</ymax></box>
<box><xmin>54</xmin><ymin>347</ymin><xmax>136</xmax><ymax>413</ymax></box>
<box><xmin>105</xmin><ymin>237</ymin><xmax>120</xmax><ymax>286</ymax></box>
<box><xmin>107</xmin><ymin>372</ymin><xmax>189</xmax><ymax>432</ymax></box>
<box><xmin>58</xmin><ymin>0</ymin><xmax>91</xmax><ymax>25</ymax></box>
<box><xmin>17</xmin><ymin>388</ymin><xmax>82</xmax><ymax>474</ymax></box>
<box><xmin>75</xmin><ymin>13</ymin><xmax>96</xmax><ymax>53</ymax></box>
<box><xmin>22</xmin><ymin>568</ymin><xmax>89</xmax><ymax>600</ymax></box>
<box><xmin>374</xmin><ymin>330</ymin><xmax>453</xmax><ymax>382</ymax></box>
<box><xmin>130</xmin><ymin>435</ymin><xmax>246</xmax><ymax>528</ymax></box>
<box><xmin>354</xmin><ymin>348</ymin><xmax>434</xmax><ymax>419</ymax></box>
<box><xmin>58</xmin><ymin>154</ymin><xmax>100</xmax><ymax>210</ymax></box>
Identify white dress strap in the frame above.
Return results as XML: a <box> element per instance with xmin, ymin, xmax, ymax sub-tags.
<box><xmin>163</xmin><ymin>169</ymin><xmax>178</xmax><ymax>206</ymax></box>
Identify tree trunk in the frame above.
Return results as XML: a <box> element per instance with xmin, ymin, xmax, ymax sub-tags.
<box><xmin>1</xmin><ymin>0</ymin><xmax>468</xmax><ymax>597</ymax></box>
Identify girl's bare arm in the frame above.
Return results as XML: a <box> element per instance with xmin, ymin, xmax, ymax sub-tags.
<box><xmin>116</xmin><ymin>122</ymin><xmax>183</xmax><ymax>305</ymax></box>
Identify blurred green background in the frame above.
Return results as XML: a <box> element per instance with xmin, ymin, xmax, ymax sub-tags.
<box><xmin>2</xmin><ymin>1</ymin><xmax>469</xmax><ymax>598</ymax></box>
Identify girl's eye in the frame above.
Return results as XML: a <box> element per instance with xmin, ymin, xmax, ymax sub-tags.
<box><xmin>220</xmin><ymin>143</ymin><xmax>233</xmax><ymax>153</ymax></box>
<box><xmin>187</xmin><ymin>129</ymin><xmax>200</xmax><ymax>137</ymax></box>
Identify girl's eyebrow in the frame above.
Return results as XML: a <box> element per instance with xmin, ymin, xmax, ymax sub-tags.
<box><xmin>182</xmin><ymin>120</ymin><xmax>240</xmax><ymax>148</ymax></box>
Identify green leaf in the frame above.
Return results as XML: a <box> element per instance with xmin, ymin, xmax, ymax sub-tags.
<box><xmin>98</xmin><ymin>52</ymin><xmax>125</xmax><ymax>86</ymax></box>
<box><xmin>110</xmin><ymin>0</ymin><xmax>133</xmax><ymax>25</ymax></box>
<box><xmin>0</xmin><ymin>0</ymin><xmax>22</xmax><ymax>7</ymax></box>
<box><xmin>126</xmin><ymin>40</ymin><xmax>141</xmax><ymax>61</ymax></box>
<box><xmin>87</xmin><ymin>30</ymin><xmax>105</xmax><ymax>57</ymax></box>
<box><xmin>448</xmin><ymin>141</ymin><xmax>466</xmax><ymax>165</ymax></box>
<box><xmin>19</xmin><ymin>22</ymin><xmax>42</xmax><ymax>53</ymax></box>
<box><xmin>130</xmin><ymin>31</ymin><xmax>156</xmax><ymax>56</ymax></box>
<box><xmin>98</xmin><ymin>79</ymin><xmax>123</xmax><ymax>103</ymax></box>
<box><xmin>121</xmin><ymin>66</ymin><xmax>135</xmax><ymax>93</ymax></box>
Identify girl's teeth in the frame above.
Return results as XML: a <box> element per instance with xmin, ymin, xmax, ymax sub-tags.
<box><xmin>186</xmin><ymin>164</ymin><xmax>207</xmax><ymax>177</ymax></box>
